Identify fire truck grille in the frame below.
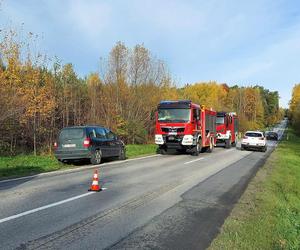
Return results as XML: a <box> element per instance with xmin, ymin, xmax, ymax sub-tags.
<box><xmin>165</xmin><ymin>135</ymin><xmax>184</xmax><ymax>142</ymax></box>
<box><xmin>161</xmin><ymin>127</ymin><xmax>185</xmax><ymax>133</ymax></box>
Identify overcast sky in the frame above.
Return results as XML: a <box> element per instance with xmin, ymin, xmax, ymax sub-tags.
<box><xmin>1</xmin><ymin>0</ymin><xmax>300</xmax><ymax>107</ymax></box>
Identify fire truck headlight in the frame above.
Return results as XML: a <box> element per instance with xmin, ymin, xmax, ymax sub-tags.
<box><xmin>182</xmin><ymin>135</ymin><xmax>194</xmax><ymax>145</ymax></box>
<box><xmin>155</xmin><ymin>134</ymin><xmax>164</xmax><ymax>145</ymax></box>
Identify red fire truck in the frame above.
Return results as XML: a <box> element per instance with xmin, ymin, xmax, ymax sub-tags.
<box><xmin>216</xmin><ymin>112</ymin><xmax>238</xmax><ymax>148</ymax></box>
<box><xmin>155</xmin><ymin>100</ymin><xmax>216</xmax><ymax>156</ymax></box>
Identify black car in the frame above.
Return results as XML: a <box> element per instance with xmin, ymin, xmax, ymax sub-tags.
<box><xmin>54</xmin><ymin>126</ymin><xmax>126</xmax><ymax>164</ymax></box>
<box><xmin>266</xmin><ymin>131</ymin><xmax>278</xmax><ymax>141</ymax></box>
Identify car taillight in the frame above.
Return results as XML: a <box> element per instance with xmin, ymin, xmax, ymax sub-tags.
<box><xmin>83</xmin><ymin>138</ymin><xmax>91</xmax><ymax>148</ymax></box>
<box><xmin>53</xmin><ymin>142</ymin><xmax>58</xmax><ymax>149</ymax></box>
<box><xmin>259</xmin><ymin>137</ymin><xmax>265</xmax><ymax>140</ymax></box>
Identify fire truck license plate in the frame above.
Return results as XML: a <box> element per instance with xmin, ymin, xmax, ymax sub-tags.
<box><xmin>168</xmin><ymin>132</ymin><xmax>177</xmax><ymax>135</ymax></box>
<box><xmin>168</xmin><ymin>136</ymin><xmax>175</xmax><ymax>140</ymax></box>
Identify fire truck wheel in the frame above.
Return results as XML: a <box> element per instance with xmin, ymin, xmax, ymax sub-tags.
<box><xmin>225</xmin><ymin>137</ymin><xmax>231</xmax><ymax>149</ymax></box>
<box><xmin>232</xmin><ymin>136</ymin><xmax>238</xmax><ymax>147</ymax></box>
<box><xmin>158</xmin><ymin>147</ymin><xmax>167</xmax><ymax>155</ymax></box>
<box><xmin>192</xmin><ymin>139</ymin><xmax>201</xmax><ymax>156</ymax></box>
<box><xmin>206</xmin><ymin>138</ymin><xmax>214</xmax><ymax>153</ymax></box>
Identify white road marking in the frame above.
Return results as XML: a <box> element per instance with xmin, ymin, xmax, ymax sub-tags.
<box><xmin>0</xmin><ymin>192</ymin><xmax>95</xmax><ymax>224</ymax></box>
<box><xmin>184</xmin><ymin>157</ymin><xmax>204</xmax><ymax>165</ymax></box>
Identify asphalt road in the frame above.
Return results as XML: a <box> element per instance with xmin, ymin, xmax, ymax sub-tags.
<box><xmin>0</xmin><ymin>120</ymin><xmax>287</xmax><ymax>250</ymax></box>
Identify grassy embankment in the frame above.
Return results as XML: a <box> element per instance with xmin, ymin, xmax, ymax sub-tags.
<box><xmin>210</xmin><ymin>129</ymin><xmax>300</xmax><ymax>250</ymax></box>
<box><xmin>0</xmin><ymin>144</ymin><xmax>157</xmax><ymax>179</ymax></box>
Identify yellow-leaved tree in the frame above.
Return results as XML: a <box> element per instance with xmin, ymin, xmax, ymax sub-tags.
<box><xmin>289</xmin><ymin>84</ymin><xmax>300</xmax><ymax>134</ymax></box>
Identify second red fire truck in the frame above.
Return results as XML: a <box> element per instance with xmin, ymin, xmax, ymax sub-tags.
<box><xmin>155</xmin><ymin>100</ymin><xmax>216</xmax><ymax>156</ymax></box>
<box><xmin>216</xmin><ymin>112</ymin><xmax>239</xmax><ymax>148</ymax></box>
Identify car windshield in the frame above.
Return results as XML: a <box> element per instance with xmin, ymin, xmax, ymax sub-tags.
<box><xmin>245</xmin><ymin>132</ymin><xmax>263</xmax><ymax>137</ymax></box>
<box><xmin>59</xmin><ymin>128</ymin><xmax>84</xmax><ymax>140</ymax></box>
<box><xmin>216</xmin><ymin>116</ymin><xmax>225</xmax><ymax>124</ymax></box>
<box><xmin>158</xmin><ymin>108</ymin><xmax>190</xmax><ymax>123</ymax></box>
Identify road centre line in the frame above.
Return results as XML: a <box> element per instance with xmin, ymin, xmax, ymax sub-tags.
<box><xmin>183</xmin><ymin>148</ymin><xmax>236</xmax><ymax>165</ymax></box>
<box><xmin>0</xmin><ymin>192</ymin><xmax>95</xmax><ymax>224</ymax></box>
<box><xmin>184</xmin><ymin>157</ymin><xmax>204</xmax><ymax>165</ymax></box>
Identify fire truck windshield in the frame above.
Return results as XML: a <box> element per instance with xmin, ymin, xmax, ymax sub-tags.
<box><xmin>216</xmin><ymin>116</ymin><xmax>225</xmax><ymax>124</ymax></box>
<box><xmin>158</xmin><ymin>108</ymin><xmax>191</xmax><ymax>123</ymax></box>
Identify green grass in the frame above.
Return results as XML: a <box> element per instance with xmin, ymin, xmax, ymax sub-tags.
<box><xmin>126</xmin><ymin>144</ymin><xmax>157</xmax><ymax>158</ymax></box>
<box><xmin>0</xmin><ymin>144</ymin><xmax>157</xmax><ymax>179</ymax></box>
<box><xmin>210</xmin><ymin>129</ymin><xmax>300</xmax><ymax>250</ymax></box>
<box><xmin>0</xmin><ymin>155</ymin><xmax>66</xmax><ymax>179</ymax></box>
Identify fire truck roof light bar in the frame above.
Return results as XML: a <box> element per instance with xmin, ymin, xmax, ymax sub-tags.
<box><xmin>159</xmin><ymin>100</ymin><xmax>191</xmax><ymax>104</ymax></box>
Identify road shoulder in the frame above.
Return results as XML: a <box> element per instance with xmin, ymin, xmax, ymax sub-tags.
<box><xmin>209</xmin><ymin>129</ymin><xmax>300</xmax><ymax>250</ymax></box>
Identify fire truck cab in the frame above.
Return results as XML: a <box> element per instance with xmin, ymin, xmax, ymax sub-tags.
<box><xmin>155</xmin><ymin>100</ymin><xmax>216</xmax><ymax>156</ymax></box>
<box><xmin>216</xmin><ymin>112</ymin><xmax>238</xmax><ymax>148</ymax></box>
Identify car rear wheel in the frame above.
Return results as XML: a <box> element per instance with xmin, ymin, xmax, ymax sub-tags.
<box><xmin>91</xmin><ymin>150</ymin><xmax>102</xmax><ymax>165</ymax></box>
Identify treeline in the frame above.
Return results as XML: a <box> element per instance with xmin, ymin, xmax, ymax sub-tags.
<box><xmin>0</xmin><ymin>31</ymin><xmax>282</xmax><ymax>155</ymax></box>
<box><xmin>180</xmin><ymin>83</ymin><xmax>282</xmax><ymax>131</ymax></box>
<box><xmin>289</xmin><ymin>84</ymin><xmax>300</xmax><ymax>134</ymax></box>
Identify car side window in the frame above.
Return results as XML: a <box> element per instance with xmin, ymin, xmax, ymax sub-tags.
<box><xmin>96</xmin><ymin>127</ymin><xmax>106</xmax><ymax>139</ymax></box>
<box><xmin>88</xmin><ymin>128</ymin><xmax>96</xmax><ymax>138</ymax></box>
<box><xmin>106</xmin><ymin>130</ymin><xmax>115</xmax><ymax>140</ymax></box>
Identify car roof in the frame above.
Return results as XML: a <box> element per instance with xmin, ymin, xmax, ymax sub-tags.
<box><xmin>61</xmin><ymin>125</ymin><xmax>105</xmax><ymax>129</ymax></box>
<box><xmin>245</xmin><ymin>130</ymin><xmax>263</xmax><ymax>133</ymax></box>
<box><xmin>245</xmin><ymin>131</ymin><xmax>264</xmax><ymax>134</ymax></box>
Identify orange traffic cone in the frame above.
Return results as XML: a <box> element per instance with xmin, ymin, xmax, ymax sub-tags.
<box><xmin>88</xmin><ymin>169</ymin><xmax>101</xmax><ymax>192</ymax></box>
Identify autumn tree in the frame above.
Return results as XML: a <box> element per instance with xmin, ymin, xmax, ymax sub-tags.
<box><xmin>289</xmin><ymin>84</ymin><xmax>300</xmax><ymax>134</ymax></box>
<box><xmin>98</xmin><ymin>42</ymin><xmax>177</xmax><ymax>143</ymax></box>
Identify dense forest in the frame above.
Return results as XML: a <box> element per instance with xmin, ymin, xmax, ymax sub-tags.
<box><xmin>289</xmin><ymin>84</ymin><xmax>300</xmax><ymax>134</ymax></box>
<box><xmin>0</xmin><ymin>30</ymin><xmax>283</xmax><ymax>155</ymax></box>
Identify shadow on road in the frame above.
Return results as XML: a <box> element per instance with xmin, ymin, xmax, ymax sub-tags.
<box><xmin>0</xmin><ymin>175</ymin><xmax>37</xmax><ymax>191</ymax></box>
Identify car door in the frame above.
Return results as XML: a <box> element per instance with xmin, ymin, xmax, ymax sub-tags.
<box><xmin>86</xmin><ymin>127</ymin><xmax>98</xmax><ymax>151</ymax></box>
<box><xmin>105</xmin><ymin>129</ymin><xmax>119</xmax><ymax>156</ymax></box>
<box><xmin>95</xmin><ymin>127</ymin><xmax>110</xmax><ymax>157</ymax></box>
